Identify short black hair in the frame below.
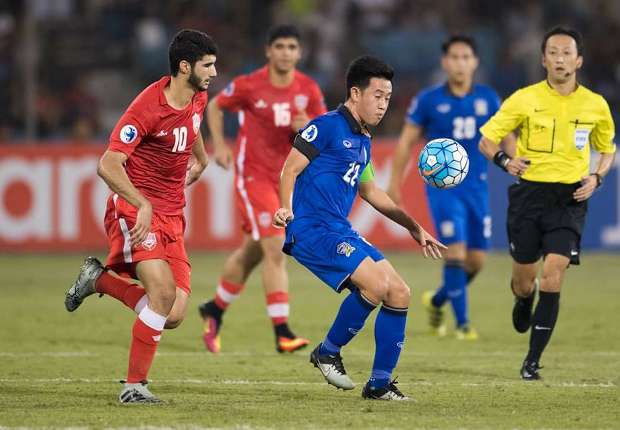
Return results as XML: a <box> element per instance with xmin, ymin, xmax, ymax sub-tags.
<box><xmin>441</xmin><ymin>35</ymin><xmax>478</xmax><ymax>56</ymax></box>
<box><xmin>541</xmin><ymin>26</ymin><xmax>583</xmax><ymax>56</ymax></box>
<box><xmin>266</xmin><ymin>24</ymin><xmax>301</xmax><ymax>45</ymax></box>
<box><xmin>169</xmin><ymin>29</ymin><xmax>218</xmax><ymax>76</ymax></box>
<box><xmin>345</xmin><ymin>55</ymin><xmax>394</xmax><ymax>98</ymax></box>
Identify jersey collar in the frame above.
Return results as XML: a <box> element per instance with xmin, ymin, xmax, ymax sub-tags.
<box><xmin>337</xmin><ymin>104</ymin><xmax>371</xmax><ymax>137</ymax></box>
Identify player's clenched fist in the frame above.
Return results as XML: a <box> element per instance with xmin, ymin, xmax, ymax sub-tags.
<box><xmin>273</xmin><ymin>208</ymin><xmax>294</xmax><ymax>228</ymax></box>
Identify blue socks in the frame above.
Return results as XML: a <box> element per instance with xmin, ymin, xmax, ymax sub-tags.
<box><xmin>369</xmin><ymin>305</ymin><xmax>408</xmax><ymax>389</ymax></box>
<box><xmin>432</xmin><ymin>260</ymin><xmax>468</xmax><ymax>327</ymax></box>
<box><xmin>319</xmin><ymin>288</ymin><xmax>376</xmax><ymax>356</ymax></box>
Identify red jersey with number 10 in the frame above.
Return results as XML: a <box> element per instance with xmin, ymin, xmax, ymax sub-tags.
<box><xmin>216</xmin><ymin>66</ymin><xmax>326</xmax><ymax>184</ymax></box>
<box><xmin>107</xmin><ymin>76</ymin><xmax>208</xmax><ymax>215</ymax></box>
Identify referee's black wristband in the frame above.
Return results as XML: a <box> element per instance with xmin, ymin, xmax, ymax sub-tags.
<box><xmin>493</xmin><ymin>150</ymin><xmax>511</xmax><ymax>172</ymax></box>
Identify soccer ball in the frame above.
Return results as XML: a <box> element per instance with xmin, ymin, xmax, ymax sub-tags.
<box><xmin>417</xmin><ymin>138</ymin><xmax>469</xmax><ymax>189</ymax></box>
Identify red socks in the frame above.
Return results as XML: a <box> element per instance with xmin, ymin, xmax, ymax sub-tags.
<box><xmin>127</xmin><ymin>306</ymin><xmax>166</xmax><ymax>383</ymax></box>
<box><xmin>266</xmin><ymin>291</ymin><xmax>289</xmax><ymax>326</ymax></box>
<box><xmin>95</xmin><ymin>271</ymin><xmax>146</xmax><ymax>312</ymax></box>
<box><xmin>214</xmin><ymin>279</ymin><xmax>245</xmax><ymax>310</ymax></box>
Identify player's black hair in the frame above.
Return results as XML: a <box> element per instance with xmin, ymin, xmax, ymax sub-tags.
<box><xmin>541</xmin><ymin>26</ymin><xmax>583</xmax><ymax>56</ymax></box>
<box><xmin>266</xmin><ymin>24</ymin><xmax>301</xmax><ymax>45</ymax></box>
<box><xmin>169</xmin><ymin>29</ymin><xmax>218</xmax><ymax>76</ymax></box>
<box><xmin>441</xmin><ymin>35</ymin><xmax>478</xmax><ymax>56</ymax></box>
<box><xmin>345</xmin><ymin>55</ymin><xmax>394</xmax><ymax>98</ymax></box>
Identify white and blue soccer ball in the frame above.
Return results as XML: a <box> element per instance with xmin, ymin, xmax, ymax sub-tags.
<box><xmin>417</xmin><ymin>138</ymin><xmax>469</xmax><ymax>189</ymax></box>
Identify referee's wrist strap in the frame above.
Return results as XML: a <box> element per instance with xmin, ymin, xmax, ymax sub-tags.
<box><xmin>493</xmin><ymin>150</ymin><xmax>511</xmax><ymax>172</ymax></box>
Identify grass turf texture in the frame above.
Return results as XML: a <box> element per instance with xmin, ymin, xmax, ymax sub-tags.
<box><xmin>0</xmin><ymin>253</ymin><xmax>618</xmax><ymax>429</ymax></box>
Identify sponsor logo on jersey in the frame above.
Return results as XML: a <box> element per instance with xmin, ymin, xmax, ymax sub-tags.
<box><xmin>223</xmin><ymin>82</ymin><xmax>235</xmax><ymax>96</ymax></box>
<box><xmin>254</xmin><ymin>99</ymin><xmax>268</xmax><ymax>109</ymax></box>
<box><xmin>342</xmin><ymin>139</ymin><xmax>352</xmax><ymax>148</ymax></box>
<box><xmin>294</xmin><ymin>94</ymin><xmax>309</xmax><ymax>111</ymax></box>
<box><xmin>437</xmin><ymin>103</ymin><xmax>451</xmax><ymax>113</ymax></box>
<box><xmin>301</xmin><ymin>124</ymin><xmax>318</xmax><ymax>142</ymax></box>
<box><xmin>336</xmin><ymin>242</ymin><xmax>356</xmax><ymax>257</ymax></box>
<box><xmin>474</xmin><ymin>98</ymin><xmax>488</xmax><ymax>116</ymax></box>
<box><xmin>141</xmin><ymin>232</ymin><xmax>157</xmax><ymax>251</ymax></box>
<box><xmin>156</xmin><ymin>130</ymin><xmax>168</xmax><ymax>137</ymax></box>
<box><xmin>192</xmin><ymin>112</ymin><xmax>201</xmax><ymax>134</ymax></box>
<box><xmin>120</xmin><ymin>125</ymin><xmax>138</xmax><ymax>144</ymax></box>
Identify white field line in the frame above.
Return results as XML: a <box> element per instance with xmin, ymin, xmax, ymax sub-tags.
<box><xmin>1</xmin><ymin>350</ymin><xmax>619</xmax><ymax>358</ymax></box>
<box><xmin>0</xmin><ymin>378</ymin><xmax>615</xmax><ymax>389</ymax></box>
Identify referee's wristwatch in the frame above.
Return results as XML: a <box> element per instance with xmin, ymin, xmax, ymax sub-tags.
<box><xmin>591</xmin><ymin>172</ymin><xmax>603</xmax><ymax>188</ymax></box>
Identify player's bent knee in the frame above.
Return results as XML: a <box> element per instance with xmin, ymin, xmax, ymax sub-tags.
<box><xmin>387</xmin><ymin>280</ymin><xmax>411</xmax><ymax>306</ymax></box>
<box><xmin>164</xmin><ymin>315</ymin><xmax>184</xmax><ymax>330</ymax></box>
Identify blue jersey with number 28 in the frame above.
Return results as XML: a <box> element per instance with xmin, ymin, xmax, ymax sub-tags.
<box><xmin>407</xmin><ymin>83</ymin><xmax>500</xmax><ymax>191</ymax></box>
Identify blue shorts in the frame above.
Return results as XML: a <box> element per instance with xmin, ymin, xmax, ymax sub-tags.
<box><xmin>427</xmin><ymin>187</ymin><xmax>491</xmax><ymax>250</ymax></box>
<box><xmin>283</xmin><ymin>222</ymin><xmax>384</xmax><ymax>292</ymax></box>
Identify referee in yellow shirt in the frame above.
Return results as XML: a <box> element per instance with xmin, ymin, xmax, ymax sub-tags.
<box><xmin>479</xmin><ymin>27</ymin><xmax>616</xmax><ymax>380</ymax></box>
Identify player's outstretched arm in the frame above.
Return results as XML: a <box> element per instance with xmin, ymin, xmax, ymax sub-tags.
<box><xmin>273</xmin><ymin>147</ymin><xmax>309</xmax><ymax>228</ymax></box>
<box><xmin>479</xmin><ymin>136</ymin><xmax>530</xmax><ymax>177</ymax></box>
<box><xmin>359</xmin><ymin>180</ymin><xmax>446</xmax><ymax>259</ymax></box>
<box><xmin>386</xmin><ymin>122</ymin><xmax>421</xmax><ymax>204</ymax></box>
<box><xmin>186</xmin><ymin>132</ymin><xmax>209</xmax><ymax>186</ymax></box>
<box><xmin>207</xmin><ymin>97</ymin><xmax>233</xmax><ymax>169</ymax></box>
<box><xmin>97</xmin><ymin>150</ymin><xmax>152</xmax><ymax>246</ymax></box>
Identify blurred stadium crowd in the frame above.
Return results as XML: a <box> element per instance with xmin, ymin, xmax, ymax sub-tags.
<box><xmin>1</xmin><ymin>0</ymin><xmax>620</xmax><ymax>141</ymax></box>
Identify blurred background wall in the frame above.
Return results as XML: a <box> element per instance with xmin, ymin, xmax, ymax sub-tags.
<box><xmin>0</xmin><ymin>0</ymin><xmax>619</xmax><ymax>251</ymax></box>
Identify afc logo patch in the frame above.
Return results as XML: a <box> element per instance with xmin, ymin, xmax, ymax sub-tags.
<box><xmin>337</xmin><ymin>242</ymin><xmax>356</xmax><ymax>257</ymax></box>
<box><xmin>301</xmin><ymin>124</ymin><xmax>318</xmax><ymax>142</ymax></box>
<box><xmin>120</xmin><ymin>125</ymin><xmax>138</xmax><ymax>144</ymax></box>
<box><xmin>141</xmin><ymin>232</ymin><xmax>157</xmax><ymax>251</ymax></box>
<box><xmin>192</xmin><ymin>112</ymin><xmax>201</xmax><ymax>134</ymax></box>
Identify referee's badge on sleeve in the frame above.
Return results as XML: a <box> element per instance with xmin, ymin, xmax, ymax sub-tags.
<box><xmin>574</xmin><ymin>129</ymin><xmax>590</xmax><ymax>150</ymax></box>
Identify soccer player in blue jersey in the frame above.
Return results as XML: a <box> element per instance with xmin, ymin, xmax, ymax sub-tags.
<box><xmin>273</xmin><ymin>56</ymin><xmax>446</xmax><ymax>400</ymax></box>
<box><xmin>388</xmin><ymin>35</ymin><xmax>514</xmax><ymax>340</ymax></box>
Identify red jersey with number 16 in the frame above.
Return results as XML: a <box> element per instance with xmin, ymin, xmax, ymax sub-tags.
<box><xmin>217</xmin><ymin>66</ymin><xmax>326</xmax><ymax>184</ymax></box>
<box><xmin>107</xmin><ymin>76</ymin><xmax>208</xmax><ymax>215</ymax></box>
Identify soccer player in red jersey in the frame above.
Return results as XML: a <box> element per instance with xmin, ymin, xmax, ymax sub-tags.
<box><xmin>64</xmin><ymin>29</ymin><xmax>217</xmax><ymax>403</ymax></box>
<box><xmin>198</xmin><ymin>25</ymin><xmax>326</xmax><ymax>354</ymax></box>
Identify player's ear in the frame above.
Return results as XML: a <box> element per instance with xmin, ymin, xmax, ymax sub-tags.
<box><xmin>179</xmin><ymin>60</ymin><xmax>191</xmax><ymax>76</ymax></box>
<box><xmin>575</xmin><ymin>55</ymin><xmax>583</xmax><ymax>70</ymax></box>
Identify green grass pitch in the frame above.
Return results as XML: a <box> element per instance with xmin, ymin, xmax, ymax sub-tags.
<box><xmin>0</xmin><ymin>252</ymin><xmax>618</xmax><ymax>429</ymax></box>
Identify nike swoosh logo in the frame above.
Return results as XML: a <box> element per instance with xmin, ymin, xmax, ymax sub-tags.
<box><xmin>421</xmin><ymin>164</ymin><xmax>443</xmax><ymax>177</ymax></box>
<box><xmin>534</xmin><ymin>108</ymin><xmax>547</xmax><ymax>112</ymax></box>
<box><xmin>534</xmin><ymin>325</ymin><xmax>551</xmax><ymax>330</ymax></box>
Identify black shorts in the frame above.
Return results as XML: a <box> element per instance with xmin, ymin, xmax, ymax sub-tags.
<box><xmin>507</xmin><ymin>179</ymin><xmax>588</xmax><ymax>265</ymax></box>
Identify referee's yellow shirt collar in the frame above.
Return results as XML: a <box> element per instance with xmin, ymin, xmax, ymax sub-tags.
<box><xmin>543</xmin><ymin>79</ymin><xmax>581</xmax><ymax>97</ymax></box>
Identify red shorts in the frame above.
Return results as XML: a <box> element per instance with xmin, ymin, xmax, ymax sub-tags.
<box><xmin>234</xmin><ymin>175</ymin><xmax>283</xmax><ymax>240</ymax></box>
<box><xmin>103</xmin><ymin>195</ymin><xmax>191</xmax><ymax>294</ymax></box>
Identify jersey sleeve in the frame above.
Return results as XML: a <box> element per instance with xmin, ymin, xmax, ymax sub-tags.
<box><xmin>215</xmin><ymin>75</ymin><xmax>249</xmax><ymax>112</ymax></box>
<box><xmin>108</xmin><ymin>107</ymin><xmax>151</xmax><ymax>157</ymax></box>
<box><xmin>480</xmin><ymin>90</ymin><xmax>525</xmax><ymax>144</ymax></box>
<box><xmin>307</xmin><ymin>82</ymin><xmax>327</xmax><ymax>118</ymax></box>
<box><xmin>292</xmin><ymin>117</ymin><xmax>328</xmax><ymax>162</ymax></box>
<box><xmin>406</xmin><ymin>91</ymin><xmax>429</xmax><ymax>128</ymax></box>
<box><xmin>591</xmin><ymin>97</ymin><xmax>616</xmax><ymax>154</ymax></box>
<box><xmin>359</xmin><ymin>161</ymin><xmax>375</xmax><ymax>183</ymax></box>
